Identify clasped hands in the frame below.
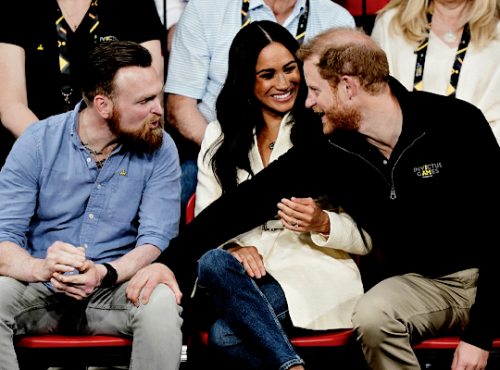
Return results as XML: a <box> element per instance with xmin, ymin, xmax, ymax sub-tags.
<box><xmin>277</xmin><ymin>197</ymin><xmax>330</xmax><ymax>234</ymax></box>
<box><xmin>33</xmin><ymin>241</ymin><xmax>105</xmax><ymax>300</ymax></box>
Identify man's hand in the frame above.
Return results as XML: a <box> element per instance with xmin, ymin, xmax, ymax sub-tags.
<box><xmin>227</xmin><ymin>246</ymin><xmax>266</xmax><ymax>279</ymax></box>
<box><xmin>451</xmin><ymin>341</ymin><xmax>489</xmax><ymax>370</ymax></box>
<box><xmin>278</xmin><ymin>197</ymin><xmax>330</xmax><ymax>234</ymax></box>
<box><xmin>126</xmin><ymin>263</ymin><xmax>182</xmax><ymax>307</ymax></box>
<box><xmin>33</xmin><ymin>241</ymin><xmax>86</xmax><ymax>282</ymax></box>
<box><xmin>51</xmin><ymin>260</ymin><xmax>105</xmax><ymax>300</ymax></box>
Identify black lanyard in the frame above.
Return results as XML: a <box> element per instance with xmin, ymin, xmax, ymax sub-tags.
<box><xmin>56</xmin><ymin>0</ymin><xmax>100</xmax><ymax>111</ymax></box>
<box><xmin>241</xmin><ymin>0</ymin><xmax>310</xmax><ymax>45</ymax></box>
<box><xmin>413</xmin><ymin>12</ymin><xmax>470</xmax><ymax>97</ymax></box>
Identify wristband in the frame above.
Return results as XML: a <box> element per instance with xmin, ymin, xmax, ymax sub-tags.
<box><xmin>100</xmin><ymin>263</ymin><xmax>118</xmax><ymax>288</ymax></box>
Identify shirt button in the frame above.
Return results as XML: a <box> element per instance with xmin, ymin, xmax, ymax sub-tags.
<box><xmin>97</xmin><ymin>184</ymin><xmax>101</xmax><ymax>189</ymax></box>
<box><xmin>383</xmin><ymin>160</ymin><xmax>388</xmax><ymax>165</ymax></box>
<box><xmin>89</xmin><ymin>214</ymin><xmax>94</xmax><ymax>219</ymax></box>
<box><xmin>87</xmin><ymin>158</ymin><xmax>91</xmax><ymax>163</ymax></box>
<box><xmin>84</xmin><ymin>244</ymin><xmax>88</xmax><ymax>248</ymax></box>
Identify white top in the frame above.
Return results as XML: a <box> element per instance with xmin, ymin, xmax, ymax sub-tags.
<box><xmin>372</xmin><ymin>9</ymin><xmax>500</xmax><ymax>142</ymax></box>
<box><xmin>195</xmin><ymin>113</ymin><xmax>372</xmax><ymax>330</ymax></box>
<box><xmin>165</xmin><ymin>0</ymin><xmax>355</xmax><ymax>123</ymax></box>
<box><xmin>154</xmin><ymin>0</ymin><xmax>188</xmax><ymax>29</ymax></box>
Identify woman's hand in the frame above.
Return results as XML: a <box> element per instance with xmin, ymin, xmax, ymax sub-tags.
<box><xmin>278</xmin><ymin>197</ymin><xmax>330</xmax><ymax>234</ymax></box>
<box><xmin>227</xmin><ymin>245</ymin><xmax>266</xmax><ymax>279</ymax></box>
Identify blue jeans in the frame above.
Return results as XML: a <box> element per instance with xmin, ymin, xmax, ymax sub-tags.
<box><xmin>180</xmin><ymin>159</ymin><xmax>198</xmax><ymax>209</ymax></box>
<box><xmin>197</xmin><ymin>249</ymin><xmax>304</xmax><ymax>370</ymax></box>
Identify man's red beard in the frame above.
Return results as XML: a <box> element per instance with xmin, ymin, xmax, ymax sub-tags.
<box><xmin>108</xmin><ymin>107</ymin><xmax>163</xmax><ymax>154</ymax></box>
<box><xmin>323</xmin><ymin>95</ymin><xmax>362</xmax><ymax>135</ymax></box>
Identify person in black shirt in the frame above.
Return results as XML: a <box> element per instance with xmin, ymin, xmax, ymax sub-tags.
<box><xmin>127</xmin><ymin>27</ymin><xmax>500</xmax><ymax>370</ymax></box>
<box><xmin>0</xmin><ymin>0</ymin><xmax>164</xmax><ymax>165</ymax></box>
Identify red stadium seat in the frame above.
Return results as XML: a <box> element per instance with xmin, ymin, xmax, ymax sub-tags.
<box><xmin>15</xmin><ymin>335</ymin><xmax>132</xmax><ymax>348</ymax></box>
<box><xmin>186</xmin><ymin>192</ymin><xmax>196</xmax><ymax>224</ymax></box>
<box><xmin>14</xmin><ymin>335</ymin><xmax>132</xmax><ymax>369</ymax></box>
<box><xmin>196</xmin><ymin>329</ymin><xmax>354</xmax><ymax>347</ymax></box>
<box><xmin>413</xmin><ymin>337</ymin><xmax>500</xmax><ymax>349</ymax></box>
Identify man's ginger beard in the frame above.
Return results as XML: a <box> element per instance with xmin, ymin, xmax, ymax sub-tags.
<box><xmin>108</xmin><ymin>105</ymin><xmax>163</xmax><ymax>154</ymax></box>
<box><xmin>323</xmin><ymin>86</ymin><xmax>362</xmax><ymax>135</ymax></box>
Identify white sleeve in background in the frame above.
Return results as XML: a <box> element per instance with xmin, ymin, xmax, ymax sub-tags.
<box><xmin>311</xmin><ymin>208</ymin><xmax>372</xmax><ymax>255</ymax></box>
<box><xmin>194</xmin><ymin>121</ymin><xmax>244</xmax><ymax>249</ymax></box>
<box><xmin>194</xmin><ymin>121</ymin><xmax>223</xmax><ymax>217</ymax></box>
<box><xmin>153</xmin><ymin>0</ymin><xmax>188</xmax><ymax>29</ymax></box>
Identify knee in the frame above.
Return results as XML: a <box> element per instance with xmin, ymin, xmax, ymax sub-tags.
<box><xmin>198</xmin><ymin>249</ymin><xmax>236</xmax><ymax>285</ymax></box>
<box><xmin>0</xmin><ymin>277</ymin><xmax>22</xmax><ymax>314</ymax></box>
<box><xmin>137</xmin><ymin>284</ymin><xmax>182</xmax><ymax>327</ymax></box>
<box><xmin>208</xmin><ymin>318</ymin><xmax>241</xmax><ymax>349</ymax></box>
<box><xmin>352</xmin><ymin>294</ymin><xmax>400</xmax><ymax>347</ymax></box>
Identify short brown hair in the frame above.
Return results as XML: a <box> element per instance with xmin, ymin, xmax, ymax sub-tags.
<box><xmin>81</xmin><ymin>40</ymin><xmax>152</xmax><ymax>104</ymax></box>
<box><xmin>297</xmin><ymin>28</ymin><xmax>390</xmax><ymax>94</ymax></box>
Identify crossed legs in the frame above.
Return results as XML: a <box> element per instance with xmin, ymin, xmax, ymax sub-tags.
<box><xmin>198</xmin><ymin>249</ymin><xmax>304</xmax><ymax>370</ymax></box>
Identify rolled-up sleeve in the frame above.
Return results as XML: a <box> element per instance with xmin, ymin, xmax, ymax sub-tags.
<box><xmin>311</xmin><ymin>208</ymin><xmax>372</xmax><ymax>255</ymax></box>
<box><xmin>0</xmin><ymin>128</ymin><xmax>40</xmax><ymax>247</ymax></box>
<box><xmin>136</xmin><ymin>133</ymin><xmax>181</xmax><ymax>251</ymax></box>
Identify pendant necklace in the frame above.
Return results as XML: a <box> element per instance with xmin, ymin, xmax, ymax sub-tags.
<box><xmin>432</xmin><ymin>13</ymin><xmax>459</xmax><ymax>44</ymax></box>
<box><xmin>57</xmin><ymin>0</ymin><xmax>89</xmax><ymax>30</ymax></box>
<box><xmin>259</xmin><ymin>131</ymin><xmax>276</xmax><ymax>150</ymax></box>
<box><xmin>81</xmin><ymin>110</ymin><xmax>106</xmax><ymax>170</ymax></box>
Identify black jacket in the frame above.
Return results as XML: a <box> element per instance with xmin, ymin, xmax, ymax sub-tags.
<box><xmin>159</xmin><ymin>77</ymin><xmax>500</xmax><ymax>350</ymax></box>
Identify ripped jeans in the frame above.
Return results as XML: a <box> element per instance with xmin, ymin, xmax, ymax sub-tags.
<box><xmin>197</xmin><ymin>249</ymin><xmax>304</xmax><ymax>370</ymax></box>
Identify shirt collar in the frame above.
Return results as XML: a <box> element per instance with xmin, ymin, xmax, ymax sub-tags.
<box><xmin>327</xmin><ymin>76</ymin><xmax>424</xmax><ymax>151</ymax></box>
<box><xmin>249</xmin><ymin>0</ymin><xmax>306</xmax><ymax>14</ymax></box>
<box><xmin>70</xmin><ymin>100</ymin><xmax>87</xmax><ymax>149</ymax></box>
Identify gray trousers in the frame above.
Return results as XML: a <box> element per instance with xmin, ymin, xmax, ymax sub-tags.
<box><xmin>352</xmin><ymin>268</ymin><xmax>478</xmax><ymax>370</ymax></box>
<box><xmin>0</xmin><ymin>276</ymin><xmax>183</xmax><ymax>370</ymax></box>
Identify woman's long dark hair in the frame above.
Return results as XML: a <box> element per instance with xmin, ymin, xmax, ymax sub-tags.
<box><xmin>209</xmin><ymin>21</ymin><xmax>322</xmax><ymax>193</ymax></box>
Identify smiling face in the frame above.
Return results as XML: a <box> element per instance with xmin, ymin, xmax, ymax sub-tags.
<box><xmin>304</xmin><ymin>57</ymin><xmax>361</xmax><ymax>134</ymax></box>
<box><xmin>254</xmin><ymin>42</ymin><xmax>301</xmax><ymax>119</ymax></box>
<box><xmin>108</xmin><ymin>65</ymin><xmax>164</xmax><ymax>153</ymax></box>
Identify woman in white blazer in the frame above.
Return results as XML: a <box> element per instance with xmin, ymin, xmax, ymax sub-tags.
<box><xmin>195</xmin><ymin>21</ymin><xmax>372</xmax><ymax>370</ymax></box>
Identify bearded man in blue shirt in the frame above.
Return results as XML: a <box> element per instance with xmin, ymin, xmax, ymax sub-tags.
<box><xmin>0</xmin><ymin>41</ymin><xmax>183</xmax><ymax>370</ymax></box>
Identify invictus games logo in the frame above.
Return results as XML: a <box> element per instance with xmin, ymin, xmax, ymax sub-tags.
<box><xmin>100</xmin><ymin>36</ymin><xmax>117</xmax><ymax>42</ymax></box>
<box><xmin>414</xmin><ymin>163</ymin><xmax>442</xmax><ymax>178</ymax></box>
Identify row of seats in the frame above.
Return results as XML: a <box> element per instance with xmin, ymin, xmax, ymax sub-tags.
<box><xmin>13</xmin><ymin>193</ymin><xmax>500</xmax><ymax>369</ymax></box>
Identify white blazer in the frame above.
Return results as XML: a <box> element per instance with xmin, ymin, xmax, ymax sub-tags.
<box><xmin>195</xmin><ymin>112</ymin><xmax>372</xmax><ymax>330</ymax></box>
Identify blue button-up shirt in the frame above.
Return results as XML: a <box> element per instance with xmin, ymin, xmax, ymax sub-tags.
<box><xmin>0</xmin><ymin>102</ymin><xmax>181</xmax><ymax>267</ymax></box>
<box><xmin>165</xmin><ymin>0</ymin><xmax>355</xmax><ymax>123</ymax></box>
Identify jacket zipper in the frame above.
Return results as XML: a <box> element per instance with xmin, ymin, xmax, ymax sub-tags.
<box><xmin>328</xmin><ymin>132</ymin><xmax>425</xmax><ymax>200</ymax></box>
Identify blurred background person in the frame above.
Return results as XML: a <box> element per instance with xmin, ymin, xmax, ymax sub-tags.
<box><xmin>195</xmin><ymin>21</ymin><xmax>371</xmax><ymax>370</ymax></box>
<box><xmin>164</xmin><ymin>0</ymin><xmax>356</xmax><ymax>213</ymax></box>
<box><xmin>0</xmin><ymin>0</ymin><xmax>164</xmax><ymax>166</ymax></box>
<box><xmin>153</xmin><ymin>0</ymin><xmax>189</xmax><ymax>55</ymax></box>
<box><xmin>371</xmin><ymin>0</ymin><xmax>500</xmax><ymax>141</ymax></box>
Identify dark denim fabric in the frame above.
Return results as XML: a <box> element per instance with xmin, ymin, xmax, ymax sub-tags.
<box><xmin>180</xmin><ymin>159</ymin><xmax>198</xmax><ymax>208</ymax></box>
<box><xmin>198</xmin><ymin>249</ymin><xmax>304</xmax><ymax>370</ymax></box>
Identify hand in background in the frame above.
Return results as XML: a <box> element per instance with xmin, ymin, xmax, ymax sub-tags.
<box><xmin>278</xmin><ymin>197</ymin><xmax>330</xmax><ymax>234</ymax></box>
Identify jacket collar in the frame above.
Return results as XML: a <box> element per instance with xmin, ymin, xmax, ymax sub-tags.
<box><xmin>326</xmin><ymin>76</ymin><xmax>425</xmax><ymax>152</ymax></box>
